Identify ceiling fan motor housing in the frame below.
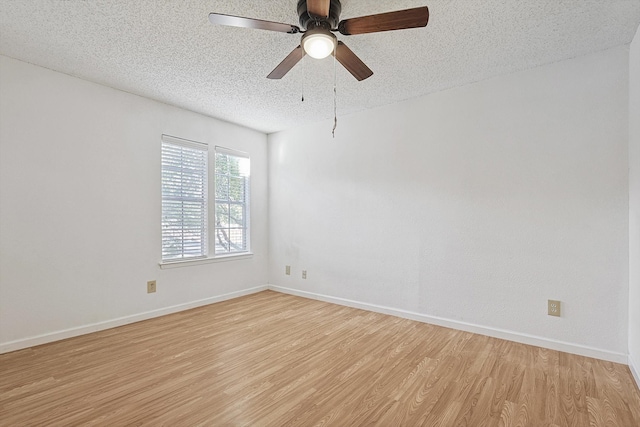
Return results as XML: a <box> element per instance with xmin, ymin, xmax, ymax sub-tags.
<box><xmin>297</xmin><ymin>0</ymin><xmax>342</xmax><ymax>30</ymax></box>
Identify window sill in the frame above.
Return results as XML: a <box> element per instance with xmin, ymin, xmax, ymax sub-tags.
<box><xmin>159</xmin><ymin>253</ymin><xmax>253</xmax><ymax>269</ymax></box>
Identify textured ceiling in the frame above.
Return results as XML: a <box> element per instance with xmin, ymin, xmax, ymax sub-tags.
<box><xmin>1</xmin><ymin>1</ymin><xmax>640</xmax><ymax>134</ymax></box>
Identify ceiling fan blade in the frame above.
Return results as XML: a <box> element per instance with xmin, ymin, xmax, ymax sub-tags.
<box><xmin>267</xmin><ymin>46</ymin><xmax>305</xmax><ymax>79</ymax></box>
<box><xmin>338</xmin><ymin>6</ymin><xmax>429</xmax><ymax>35</ymax></box>
<box><xmin>209</xmin><ymin>13</ymin><xmax>300</xmax><ymax>34</ymax></box>
<box><xmin>335</xmin><ymin>42</ymin><xmax>373</xmax><ymax>81</ymax></box>
<box><xmin>307</xmin><ymin>0</ymin><xmax>330</xmax><ymax>18</ymax></box>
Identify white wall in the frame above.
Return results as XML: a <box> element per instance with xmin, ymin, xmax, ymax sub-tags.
<box><xmin>629</xmin><ymin>26</ymin><xmax>640</xmax><ymax>384</ymax></box>
<box><xmin>1</xmin><ymin>43</ymin><xmax>634</xmax><ymax>365</ymax></box>
<box><xmin>0</xmin><ymin>56</ymin><xmax>269</xmax><ymax>352</ymax></box>
<box><xmin>268</xmin><ymin>46</ymin><xmax>630</xmax><ymax>361</ymax></box>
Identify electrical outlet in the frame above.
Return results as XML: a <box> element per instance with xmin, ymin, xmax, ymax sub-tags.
<box><xmin>285</xmin><ymin>265</ymin><xmax>291</xmax><ymax>275</ymax></box>
<box><xmin>548</xmin><ymin>300</ymin><xmax>561</xmax><ymax>317</ymax></box>
<box><xmin>147</xmin><ymin>280</ymin><xmax>156</xmax><ymax>293</ymax></box>
<box><xmin>302</xmin><ymin>270</ymin><xmax>307</xmax><ymax>279</ymax></box>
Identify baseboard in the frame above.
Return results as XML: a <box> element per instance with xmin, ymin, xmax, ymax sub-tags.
<box><xmin>0</xmin><ymin>285</ymin><xmax>268</xmax><ymax>354</ymax></box>
<box><xmin>268</xmin><ymin>285</ymin><xmax>628</xmax><ymax>364</ymax></box>
<box><xmin>3</xmin><ymin>283</ymin><xmax>630</xmax><ymax>366</ymax></box>
<box><xmin>630</xmin><ymin>355</ymin><xmax>640</xmax><ymax>391</ymax></box>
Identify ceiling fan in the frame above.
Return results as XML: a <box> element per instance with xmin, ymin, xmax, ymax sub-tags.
<box><xmin>209</xmin><ymin>0</ymin><xmax>429</xmax><ymax>81</ymax></box>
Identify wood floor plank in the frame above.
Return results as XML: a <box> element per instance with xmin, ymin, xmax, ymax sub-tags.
<box><xmin>1</xmin><ymin>290</ymin><xmax>639</xmax><ymax>426</ymax></box>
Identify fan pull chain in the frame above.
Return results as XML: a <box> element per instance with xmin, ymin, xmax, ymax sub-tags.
<box><xmin>332</xmin><ymin>52</ymin><xmax>337</xmax><ymax>138</ymax></box>
<box><xmin>301</xmin><ymin>50</ymin><xmax>305</xmax><ymax>102</ymax></box>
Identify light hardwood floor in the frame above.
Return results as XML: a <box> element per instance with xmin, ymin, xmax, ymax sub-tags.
<box><xmin>1</xmin><ymin>290</ymin><xmax>639</xmax><ymax>426</ymax></box>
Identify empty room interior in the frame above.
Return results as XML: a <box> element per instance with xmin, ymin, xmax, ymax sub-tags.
<box><xmin>1</xmin><ymin>0</ymin><xmax>640</xmax><ymax>425</ymax></box>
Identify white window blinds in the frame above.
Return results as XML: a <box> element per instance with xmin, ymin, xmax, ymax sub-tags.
<box><xmin>161</xmin><ymin>135</ymin><xmax>208</xmax><ymax>261</ymax></box>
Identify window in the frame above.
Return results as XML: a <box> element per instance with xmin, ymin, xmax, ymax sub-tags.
<box><xmin>214</xmin><ymin>147</ymin><xmax>250</xmax><ymax>255</ymax></box>
<box><xmin>160</xmin><ymin>135</ymin><xmax>251</xmax><ymax>265</ymax></box>
<box><xmin>161</xmin><ymin>135</ymin><xmax>208</xmax><ymax>261</ymax></box>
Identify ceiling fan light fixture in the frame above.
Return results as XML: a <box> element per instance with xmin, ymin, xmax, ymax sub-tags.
<box><xmin>302</xmin><ymin>29</ymin><xmax>337</xmax><ymax>59</ymax></box>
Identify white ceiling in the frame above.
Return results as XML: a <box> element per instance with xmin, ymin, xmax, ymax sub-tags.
<box><xmin>1</xmin><ymin>1</ymin><xmax>639</xmax><ymax>134</ymax></box>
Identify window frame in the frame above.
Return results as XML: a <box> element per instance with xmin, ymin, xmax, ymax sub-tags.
<box><xmin>213</xmin><ymin>146</ymin><xmax>251</xmax><ymax>256</ymax></box>
<box><xmin>159</xmin><ymin>136</ymin><xmax>252</xmax><ymax>269</ymax></box>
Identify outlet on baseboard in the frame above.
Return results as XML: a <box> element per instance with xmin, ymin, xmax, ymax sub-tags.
<box><xmin>302</xmin><ymin>270</ymin><xmax>307</xmax><ymax>279</ymax></box>
<box><xmin>147</xmin><ymin>280</ymin><xmax>156</xmax><ymax>293</ymax></box>
<box><xmin>548</xmin><ymin>300</ymin><xmax>560</xmax><ymax>317</ymax></box>
<box><xmin>285</xmin><ymin>265</ymin><xmax>291</xmax><ymax>275</ymax></box>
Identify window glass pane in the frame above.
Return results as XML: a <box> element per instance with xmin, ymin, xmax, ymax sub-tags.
<box><xmin>229</xmin><ymin>204</ymin><xmax>244</xmax><ymax>227</ymax></box>
<box><xmin>229</xmin><ymin>229</ymin><xmax>245</xmax><ymax>251</ymax></box>
<box><xmin>215</xmin><ymin>153</ymin><xmax>229</xmax><ymax>175</ymax></box>
<box><xmin>214</xmin><ymin>149</ymin><xmax>249</xmax><ymax>255</ymax></box>
<box><xmin>216</xmin><ymin>203</ymin><xmax>229</xmax><ymax>227</ymax></box>
<box><xmin>215</xmin><ymin>228</ymin><xmax>230</xmax><ymax>253</ymax></box>
<box><xmin>229</xmin><ymin>177</ymin><xmax>245</xmax><ymax>202</ymax></box>
<box><xmin>215</xmin><ymin>175</ymin><xmax>229</xmax><ymax>200</ymax></box>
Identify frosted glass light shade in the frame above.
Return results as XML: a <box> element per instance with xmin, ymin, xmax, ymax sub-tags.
<box><xmin>302</xmin><ymin>32</ymin><xmax>336</xmax><ymax>59</ymax></box>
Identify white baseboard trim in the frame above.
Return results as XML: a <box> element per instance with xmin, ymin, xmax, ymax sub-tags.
<box><xmin>268</xmin><ymin>285</ymin><xmax>628</xmax><ymax>364</ymax></box>
<box><xmin>2</xmin><ymin>284</ymin><xmax>630</xmax><ymax>367</ymax></box>
<box><xmin>0</xmin><ymin>285</ymin><xmax>268</xmax><ymax>354</ymax></box>
<box><xmin>630</xmin><ymin>355</ymin><xmax>640</xmax><ymax>390</ymax></box>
